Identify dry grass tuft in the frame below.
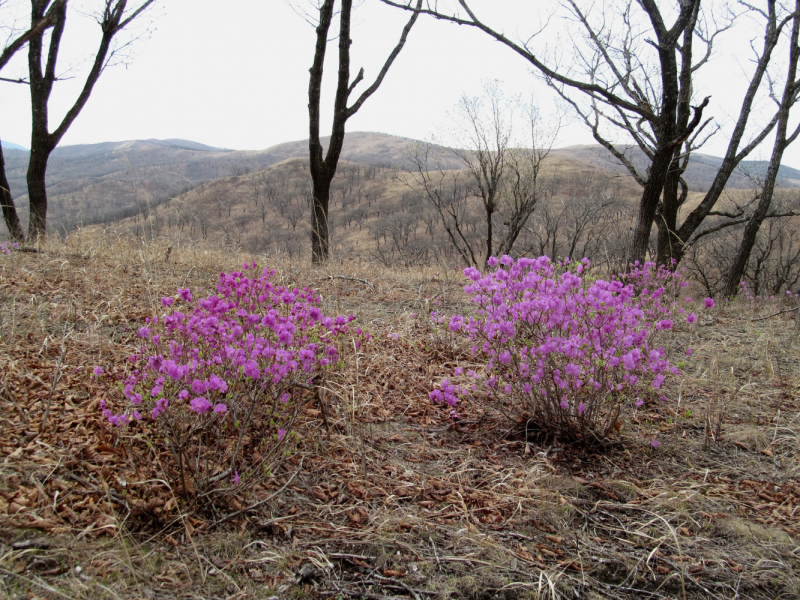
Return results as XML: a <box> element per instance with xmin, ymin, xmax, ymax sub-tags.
<box><xmin>1</xmin><ymin>230</ymin><xmax>799</xmax><ymax>599</ymax></box>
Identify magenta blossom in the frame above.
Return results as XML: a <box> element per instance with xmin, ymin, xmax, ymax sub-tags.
<box><xmin>96</xmin><ymin>265</ymin><xmax>355</xmax><ymax>495</ymax></box>
<box><xmin>431</xmin><ymin>257</ymin><xmax>686</xmax><ymax>442</ymax></box>
<box><xmin>190</xmin><ymin>396</ymin><xmax>212</xmax><ymax>413</ymax></box>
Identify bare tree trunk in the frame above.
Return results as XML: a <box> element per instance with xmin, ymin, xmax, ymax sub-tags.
<box><xmin>722</xmin><ymin>0</ymin><xmax>800</xmax><ymax>298</ymax></box>
<box><xmin>21</xmin><ymin>0</ymin><xmax>156</xmax><ymax>239</ymax></box>
<box><xmin>629</xmin><ymin>147</ymin><xmax>676</xmax><ymax>264</ymax></box>
<box><xmin>310</xmin><ymin>176</ymin><xmax>331</xmax><ymax>260</ymax></box>
<box><xmin>309</xmin><ymin>0</ymin><xmax>344</xmax><ymax>263</ymax></box>
<box><xmin>26</xmin><ymin>146</ymin><xmax>51</xmax><ymax>238</ymax></box>
<box><xmin>307</xmin><ymin>0</ymin><xmax>421</xmax><ymax>263</ymax></box>
<box><xmin>655</xmin><ymin>157</ymin><xmax>684</xmax><ymax>265</ymax></box>
<box><xmin>0</xmin><ymin>143</ymin><xmax>24</xmax><ymax>241</ymax></box>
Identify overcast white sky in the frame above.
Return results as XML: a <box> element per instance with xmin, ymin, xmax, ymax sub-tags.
<box><xmin>1</xmin><ymin>0</ymin><xmax>799</xmax><ymax>168</ymax></box>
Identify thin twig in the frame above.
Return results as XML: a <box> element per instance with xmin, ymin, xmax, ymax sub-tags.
<box><xmin>749</xmin><ymin>305</ymin><xmax>799</xmax><ymax>321</ymax></box>
<box><xmin>212</xmin><ymin>458</ymin><xmax>304</xmax><ymax>527</ymax></box>
<box><xmin>314</xmin><ymin>275</ymin><xmax>374</xmax><ymax>287</ymax></box>
<box><xmin>41</xmin><ymin>328</ymin><xmax>70</xmax><ymax>433</ymax></box>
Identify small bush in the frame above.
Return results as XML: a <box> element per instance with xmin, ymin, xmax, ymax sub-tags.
<box><xmin>97</xmin><ymin>262</ymin><xmax>356</xmax><ymax>500</ymax></box>
<box><xmin>430</xmin><ymin>256</ymin><xmax>690</xmax><ymax>445</ymax></box>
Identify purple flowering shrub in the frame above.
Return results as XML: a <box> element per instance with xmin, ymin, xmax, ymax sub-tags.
<box><xmin>97</xmin><ymin>262</ymin><xmax>355</xmax><ymax>497</ymax></box>
<box><xmin>0</xmin><ymin>241</ymin><xmax>19</xmax><ymax>254</ymax></box>
<box><xmin>430</xmin><ymin>256</ymin><xmax>688</xmax><ymax>444</ymax></box>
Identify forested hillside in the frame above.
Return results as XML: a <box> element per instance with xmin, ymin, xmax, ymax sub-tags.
<box><xmin>104</xmin><ymin>151</ymin><xmax>644</xmax><ymax>268</ymax></box>
<box><xmin>7</xmin><ymin>132</ymin><xmax>798</xmax><ymax>239</ymax></box>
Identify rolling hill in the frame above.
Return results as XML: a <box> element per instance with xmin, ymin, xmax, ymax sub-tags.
<box><xmin>92</xmin><ymin>147</ymin><xmax>644</xmax><ymax>266</ymax></box>
<box><xmin>1</xmin><ymin>133</ymin><xmax>455</xmax><ymax>232</ymax></box>
<box><xmin>2</xmin><ymin>132</ymin><xmax>798</xmax><ymax>257</ymax></box>
<box><xmin>0</xmin><ymin>141</ymin><xmax>26</xmax><ymax>151</ymax></box>
<box><xmin>551</xmin><ymin>145</ymin><xmax>800</xmax><ymax>190</ymax></box>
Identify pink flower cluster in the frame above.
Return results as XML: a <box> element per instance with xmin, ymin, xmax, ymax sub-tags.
<box><xmin>102</xmin><ymin>262</ymin><xmax>354</xmax><ymax>428</ymax></box>
<box><xmin>0</xmin><ymin>241</ymin><xmax>18</xmax><ymax>254</ymax></box>
<box><xmin>430</xmin><ymin>256</ymin><xmax>688</xmax><ymax>442</ymax></box>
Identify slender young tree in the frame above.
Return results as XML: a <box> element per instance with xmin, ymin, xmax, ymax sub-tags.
<box><xmin>407</xmin><ymin>83</ymin><xmax>556</xmax><ymax>267</ymax></box>
<box><xmin>1</xmin><ymin>0</ymin><xmax>157</xmax><ymax>241</ymax></box>
<box><xmin>722</xmin><ymin>0</ymin><xmax>800</xmax><ymax>297</ymax></box>
<box><xmin>307</xmin><ymin>0</ymin><xmax>422</xmax><ymax>262</ymax></box>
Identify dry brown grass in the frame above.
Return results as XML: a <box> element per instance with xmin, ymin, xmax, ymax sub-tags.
<box><xmin>1</xmin><ymin>230</ymin><xmax>799</xmax><ymax>600</ymax></box>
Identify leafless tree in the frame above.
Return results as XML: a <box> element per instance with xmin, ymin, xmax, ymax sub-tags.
<box><xmin>0</xmin><ymin>0</ymin><xmax>158</xmax><ymax>241</ymax></box>
<box><xmin>380</xmin><ymin>0</ymin><xmax>794</xmax><ymax>269</ymax></box>
<box><xmin>1</xmin><ymin>0</ymin><xmax>67</xmax><ymax>240</ymax></box>
<box><xmin>285</xmin><ymin>196</ymin><xmax>307</xmax><ymax>231</ymax></box>
<box><xmin>250</xmin><ymin>174</ymin><xmax>264</xmax><ymax>207</ymax></box>
<box><xmin>273</xmin><ymin>192</ymin><xmax>292</xmax><ymax>219</ymax></box>
<box><xmin>406</xmin><ymin>83</ymin><xmax>556</xmax><ymax>268</ymax></box>
<box><xmin>522</xmin><ymin>173</ymin><xmax>621</xmax><ymax>263</ymax></box>
<box><xmin>257</xmin><ymin>169</ymin><xmax>287</xmax><ymax>208</ymax></box>
<box><xmin>686</xmin><ymin>188</ymin><xmax>800</xmax><ymax>296</ymax></box>
<box><xmin>722</xmin><ymin>0</ymin><xmax>800</xmax><ymax>296</ymax></box>
<box><xmin>369</xmin><ymin>192</ymin><xmax>430</xmax><ymax>266</ymax></box>
<box><xmin>304</xmin><ymin>0</ymin><xmax>422</xmax><ymax>262</ymax></box>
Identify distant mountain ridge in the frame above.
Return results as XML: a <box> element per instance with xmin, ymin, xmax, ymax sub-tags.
<box><xmin>551</xmin><ymin>145</ymin><xmax>800</xmax><ymax>190</ymax></box>
<box><xmin>1</xmin><ymin>132</ymin><xmax>454</xmax><ymax>231</ymax></box>
<box><xmin>3</xmin><ymin>132</ymin><xmax>799</xmax><ymax>234</ymax></box>
<box><xmin>1</xmin><ymin>141</ymin><xmax>27</xmax><ymax>151</ymax></box>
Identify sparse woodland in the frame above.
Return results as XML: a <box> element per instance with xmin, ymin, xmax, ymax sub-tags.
<box><xmin>2</xmin><ymin>0</ymin><xmax>800</xmax><ymax>599</ymax></box>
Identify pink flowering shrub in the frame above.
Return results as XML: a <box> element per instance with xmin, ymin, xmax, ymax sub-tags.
<box><xmin>0</xmin><ymin>241</ymin><xmax>18</xmax><ymax>254</ymax></box>
<box><xmin>430</xmin><ymin>256</ymin><xmax>686</xmax><ymax>444</ymax></box>
<box><xmin>97</xmin><ymin>262</ymin><xmax>355</xmax><ymax>498</ymax></box>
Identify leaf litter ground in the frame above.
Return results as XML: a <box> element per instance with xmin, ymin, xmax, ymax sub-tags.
<box><xmin>0</xmin><ymin>232</ymin><xmax>798</xmax><ymax>599</ymax></box>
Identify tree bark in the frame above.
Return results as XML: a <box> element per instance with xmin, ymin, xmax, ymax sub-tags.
<box><xmin>308</xmin><ymin>0</ymin><xmax>336</xmax><ymax>263</ymax></box>
<box><xmin>26</xmin><ymin>146</ymin><xmax>51</xmax><ymax>238</ymax></box>
<box><xmin>25</xmin><ymin>0</ymin><xmax>65</xmax><ymax>239</ymax></box>
<box><xmin>628</xmin><ymin>146</ymin><xmax>676</xmax><ymax>264</ymax></box>
<box><xmin>0</xmin><ymin>142</ymin><xmax>24</xmax><ymax>241</ymax></box>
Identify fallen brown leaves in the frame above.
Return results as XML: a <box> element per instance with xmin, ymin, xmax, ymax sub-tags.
<box><xmin>0</xmin><ymin>234</ymin><xmax>799</xmax><ymax>599</ymax></box>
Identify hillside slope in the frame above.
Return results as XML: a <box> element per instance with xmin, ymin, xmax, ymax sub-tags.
<box><xmin>3</xmin><ymin>132</ymin><xmax>797</xmax><ymax>240</ymax></box>
<box><xmin>551</xmin><ymin>145</ymin><xmax>800</xmax><ymax>190</ymax></box>
<box><xmin>1</xmin><ymin>133</ymin><xmax>447</xmax><ymax>232</ymax></box>
<box><xmin>103</xmin><ymin>149</ymin><xmax>644</xmax><ymax>266</ymax></box>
